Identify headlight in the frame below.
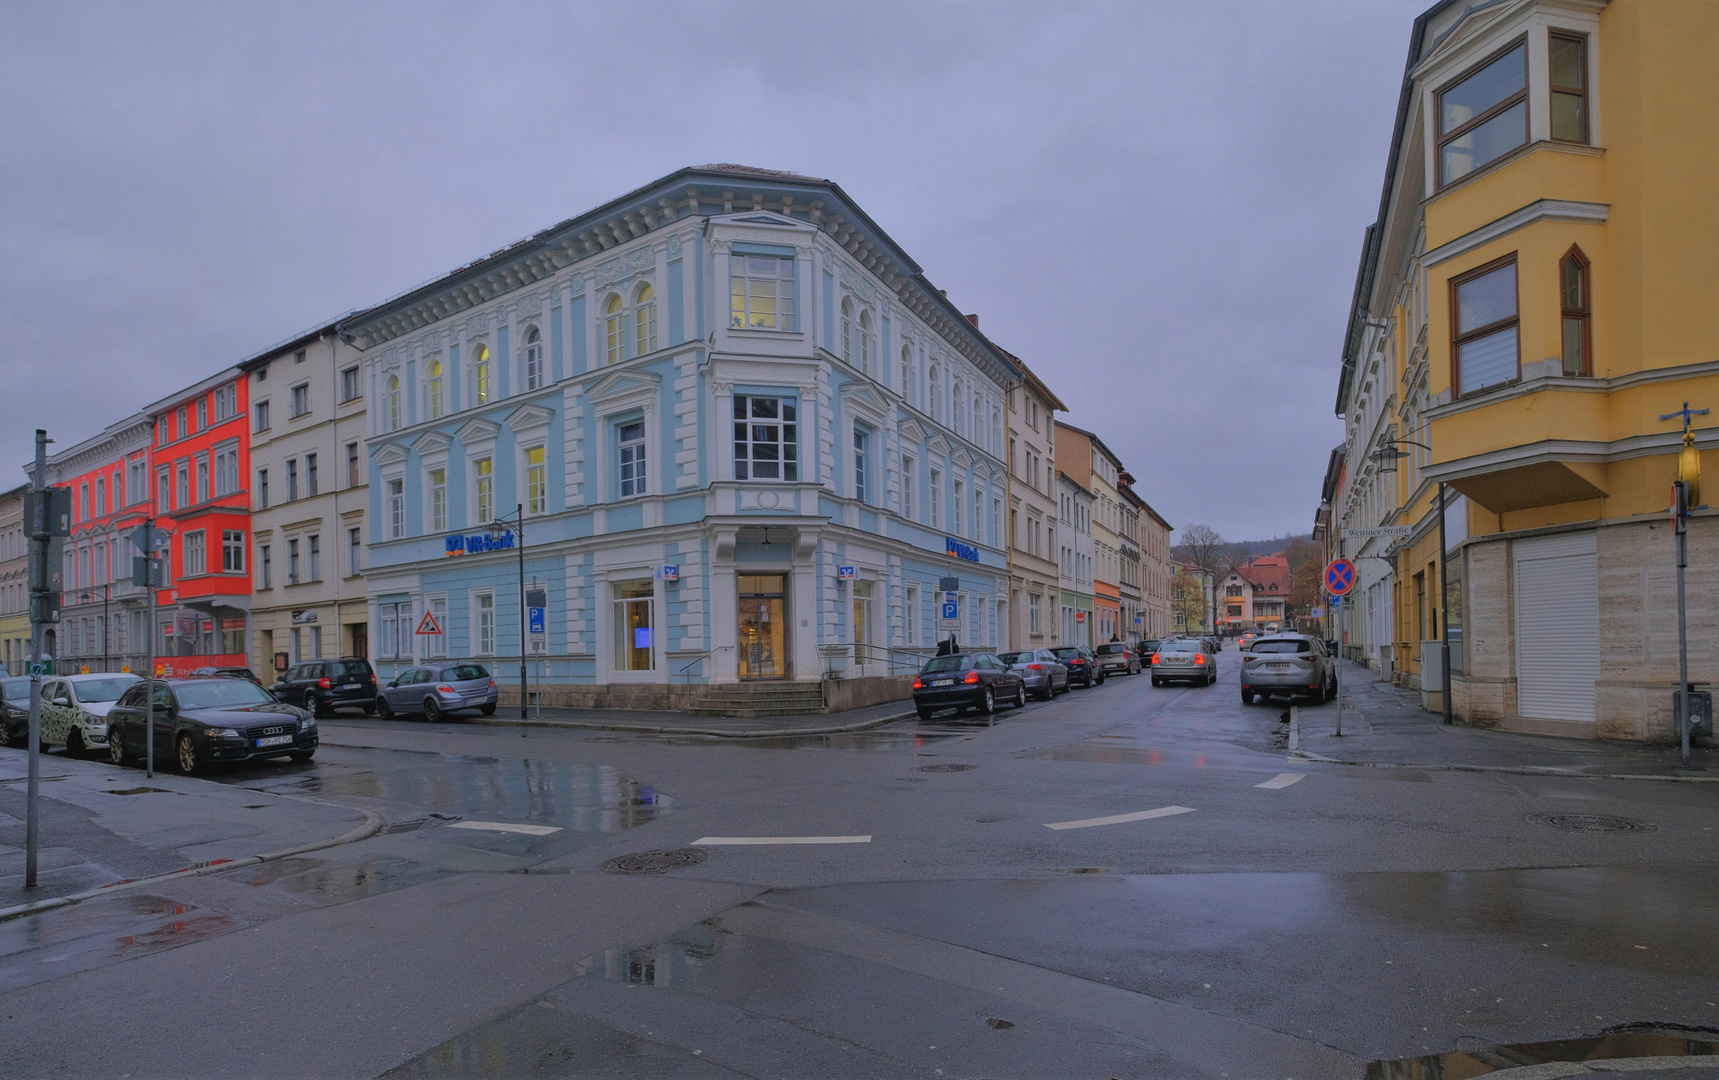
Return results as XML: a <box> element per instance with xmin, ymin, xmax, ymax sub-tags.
<box><xmin>210</xmin><ymin>728</ymin><xmax>241</xmax><ymax>739</ymax></box>
<box><xmin>300</xmin><ymin>717</ymin><xmax>317</xmax><ymax>731</ymax></box>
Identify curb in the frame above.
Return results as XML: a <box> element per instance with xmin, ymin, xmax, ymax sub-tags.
<box><xmin>0</xmin><ymin>797</ymin><xmax>384</xmax><ymax>925</ymax></box>
<box><xmin>466</xmin><ymin>709</ymin><xmax>917</xmax><ymax>739</ymax></box>
<box><xmin>1287</xmin><ymin>747</ymin><xmax>1719</xmax><ymax>782</ymax></box>
<box><xmin>1474</xmin><ymin>1055</ymin><xmax>1719</xmax><ymax>1077</ymax></box>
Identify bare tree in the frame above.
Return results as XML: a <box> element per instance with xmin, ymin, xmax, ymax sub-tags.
<box><xmin>1175</xmin><ymin>524</ymin><xmax>1228</xmax><ymax>573</ymax></box>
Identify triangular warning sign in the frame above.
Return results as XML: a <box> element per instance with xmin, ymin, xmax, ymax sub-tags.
<box><xmin>414</xmin><ymin>611</ymin><xmax>444</xmax><ymax>635</ymax></box>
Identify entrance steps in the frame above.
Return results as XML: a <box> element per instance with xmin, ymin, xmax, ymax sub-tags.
<box><xmin>688</xmin><ymin>682</ymin><xmax>827</xmax><ymax>717</ymax></box>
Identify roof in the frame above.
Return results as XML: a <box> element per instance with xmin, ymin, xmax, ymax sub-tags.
<box><xmin>999</xmin><ymin>349</ymin><xmax>1070</xmax><ymax>412</ymax></box>
<box><xmin>1234</xmin><ymin>554</ymin><xmax>1291</xmax><ymax>595</ymax></box>
<box><xmin>1057</xmin><ymin>470</ymin><xmax>1092</xmax><ymax>498</ymax></box>
<box><xmin>1055</xmin><ymin>421</ymin><xmax>1128</xmax><ymax>474</ymax></box>
<box><xmin>236</xmin><ymin>314</ymin><xmax>364</xmax><ymax>373</ymax></box>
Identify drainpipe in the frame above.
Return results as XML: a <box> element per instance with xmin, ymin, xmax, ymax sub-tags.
<box><xmin>1438</xmin><ymin>482</ymin><xmax>1452</xmax><ymax>726</ymax></box>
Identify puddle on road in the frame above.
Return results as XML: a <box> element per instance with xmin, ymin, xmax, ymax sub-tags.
<box><xmin>268</xmin><ymin>856</ymin><xmax>452</xmax><ymax>904</ymax></box>
<box><xmin>284</xmin><ymin>757</ymin><xmax>677</xmax><ymax>833</ymax></box>
<box><xmin>111</xmin><ymin>911</ymin><xmax>237</xmax><ymax>958</ymax></box>
<box><xmin>1367</xmin><ymin>1026</ymin><xmax>1719</xmax><ymax>1077</ymax></box>
<box><xmin>642</xmin><ymin>728</ymin><xmax>966</xmax><ymax>751</ymax></box>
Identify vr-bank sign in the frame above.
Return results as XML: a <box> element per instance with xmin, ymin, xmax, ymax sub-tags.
<box><xmin>944</xmin><ymin>537</ymin><xmax>979</xmax><ymax>562</ymax></box>
<box><xmin>445</xmin><ymin>530</ymin><xmax>516</xmax><ymax>556</ymax></box>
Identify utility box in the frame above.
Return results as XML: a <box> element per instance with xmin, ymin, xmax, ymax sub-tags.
<box><xmin>1420</xmin><ymin>641</ymin><xmax>1444</xmax><ymax>692</ymax></box>
<box><xmin>1676</xmin><ymin>689</ymin><xmax>1713</xmax><ymax>739</ymax></box>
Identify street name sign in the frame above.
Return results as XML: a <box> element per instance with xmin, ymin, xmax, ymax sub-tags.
<box><xmin>1346</xmin><ymin>526</ymin><xmax>1412</xmax><ymax>538</ymax></box>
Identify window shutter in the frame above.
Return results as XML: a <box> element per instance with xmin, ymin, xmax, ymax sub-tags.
<box><xmin>1512</xmin><ymin>532</ymin><xmax>1598</xmax><ymax>723</ymax></box>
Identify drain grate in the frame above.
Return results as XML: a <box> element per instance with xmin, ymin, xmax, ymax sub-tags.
<box><xmin>917</xmin><ymin>763</ymin><xmax>977</xmax><ymax>773</ymax></box>
<box><xmin>1526</xmin><ymin>812</ymin><xmax>1657</xmax><ymax>834</ymax></box>
<box><xmin>601</xmin><ymin>848</ymin><xmax>709</xmax><ymax>876</ymax></box>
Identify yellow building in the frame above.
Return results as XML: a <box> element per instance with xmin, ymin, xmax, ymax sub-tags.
<box><xmin>1336</xmin><ymin>0</ymin><xmax>1717</xmax><ymax>741</ymax></box>
<box><xmin>0</xmin><ymin>484</ymin><xmax>28</xmax><ymax>673</ymax></box>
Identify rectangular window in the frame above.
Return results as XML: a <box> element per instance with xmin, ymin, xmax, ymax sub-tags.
<box><xmin>347</xmin><ymin>442</ymin><xmax>361</xmax><ymax>488</ymax></box>
<box><xmin>1029</xmin><ymin>593</ymin><xmax>1042</xmax><ymax>635</ymax></box>
<box><xmin>340</xmin><ymin>366</ymin><xmax>361</xmax><ymax>402</ymax></box>
<box><xmin>729</xmin><ymin>254</ymin><xmax>797</xmax><ymax>331</ymax></box>
<box><xmin>732</xmin><ymin>396</ymin><xmax>798</xmax><ymax>481</ymax></box>
<box><xmin>901</xmin><ymin>456</ymin><xmax>915</xmax><ymax>520</ymax></box>
<box><xmin>310</xmin><ymin>625</ymin><xmax>323</xmax><ymax>660</ymax></box>
<box><xmin>348</xmin><ymin>528</ymin><xmax>362</xmax><ymax>576</ymax></box>
<box><xmin>308</xmin><ymin>534</ymin><xmax>321</xmax><ymax>582</ymax></box>
<box><xmin>1437</xmin><ymin>42</ymin><xmax>1527</xmax><ymax>187</ymax></box>
<box><xmin>525</xmin><ymin>446</ymin><xmax>547</xmax><ymax>515</ymax></box>
<box><xmin>1549</xmin><ymin>32</ymin><xmax>1588</xmax><ymax>143</ymax></box>
<box><xmin>618</xmin><ymin>420</ymin><xmax>647</xmax><ymax>497</ymax></box>
<box><xmin>477</xmin><ymin>592</ymin><xmax>496</xmax><ymax>655</ymax></box>
<box><xmin>905</xmin><ymin>585</ymin><xmax>918</xmax><ymax>647</ymax></box>
<box><xmin>214</xmin><ymin>384</ymin><xmax>237</xmax><ymax>421</ymax></box>
<box><xmin>930</xmin><ymin>468</ymin><xmax>942</xmax><ymax>529</ymax></box>
<box><xmin>290</xmin><ymin>383</ymin><xmax>310</xmax><ymax>418</ymax></box>
<box><xmin>222</xmin><ymin>530</ymin><xmax>244</xmax><ymax>572</ymax></box>
<box><xmin>429</xmin><ymin>468</ymin><xmax>447</xmax><ymax>532</ymax></box>
<box><xmin>387</xmin><ymin>479</ymin><xmax>404</xmax><ymax>539</ymax></box>
<box><xmin>95</xmin><ymin>478</ymin><xmax>105</xmax><ymax>517</ymax></box>
<box><xmin>286</xmin><ymin>459</ymin><xmax>299</xmax><ymax>502</ymax></box>
<box><xmin>379</xmin><ymin>601</ymin><xmax>411</xmax><ymax>659</ymax></box>
<box><xmin>306</xmin><ymin>453</ymin><xmax>318</xmax><ymax>497</ymax></box>
<box><xmin>128</xmin><ymin>458</ymin><xmax>146</xmax><ymax>504</ymax></box>
<box><xmin>158</xmin><ymin>417</ymin><xmax>170</xmax><ymax>446</ymax></box>
<box><xmin>474</xmin><ymin>458</ymin><xmax>493</xmax><ymax>523</ymax></box>
<box><xmin>853</xmin><ymin>428</ymin><xmax>868</xmax><ymax>503</ymax></box>
<box><xmin>257</xmin><ymin>468</ymin><xmax>269</xmax><ymax>510</ymax></box>
<box><xmin>176</xmin><ymin>462</ymin><xmax>189</xmax><ymax>508</ymax></box>
<box><xmin>185</xmin><ymin>530</ymin><xmax>207</xmax><ymax>576</ymax></box>
<box><xmin>613</xmin><ymin>581</ymin><xmax>654</xmax><ymax>671</ymax></box>
<box><xmin>1452</xmin><ymin>256</ymin><xmax>1519</xmax><ymax>396</ymax></box>
<box><xmin>288</xmin><ymin>538</ymin><xmax>300</xmax><ymax>584</ymax></box>
<box><xmin>429</xmin><ymin>596</ymin><xmax>449</xmax><ymax>659</ymax></box>
<box><xmin>197</xmin><ymin>456</ymin><xmax>209</xmax><ymax>503</ymax></box>
<box><xmin>254</xmin><ymin>400</ymin><xmax>270</xmax><ymax>432</ymax></box>
<box><xmin>953</xmin><ymin>479</ymin><xmax>964</xmax><ymax>535</ymax></box>
<box><xmin>215</xmin><ymin>445</ymin><xmax>239</xmax><ymax>497</ymax></box>
<box><xmin>156</xmin><ymin>469</ymin><xmax>170</xmax><ymax>513</ymax></box>
<box><xmin>198</xmin><ymin>399</ymin><xmax>208</xmax><ymax>429</ymax></box>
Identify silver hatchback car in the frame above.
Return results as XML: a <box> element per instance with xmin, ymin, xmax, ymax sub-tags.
<box><xmin>376</xmin><ymin>663</ymin><xmax>500</xmax><ymax>721</ymax></box>
<box><xmin>1240</xmin><ymin>635</ymin><xmax>1334</xmax><ymax>705</ymax></box>
<box><xmin>996</xmin><ymin>649</ymin><xmax>1070</xmax><ymax>700</ymax></box>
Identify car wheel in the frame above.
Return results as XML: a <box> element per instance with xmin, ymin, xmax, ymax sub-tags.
<box><xmin>1241</xmin><ymin>690</ymin><xmax>1254</xmax><ymax>705</ymax></box>
<box><xmin>1014</xmin><ymin>684</ymin><xmax>1027</xmax><ymax>708</ymax></box>
<box><xmin>312</xmin><ymin>696</ymin><xmax>331</xmax><ymax>719</ymax></box>
<box><xmin>978</xmin><ymin>687</ymin><xmax>995</xmax><ymax>715</ymax></box>
<box><xmin>289</xmin><ymin>749</ymin><xmax>315</xmax><ymax>763</ymax></box>
<box><xmin>1036</xmin><ymin>682</ymin><xmax>1053</xmax><ymax>701</ymax></box>
<box><xmin>1097</xmin><ymin>671</ymin><xmax>1106</xmax><ymax>685</ymax></box>
<box><xmin>479</xmin><ymin>703</ymin><xmax>497</xmax><ymax>716</ymax></box>
<box><xmin>361</xmin><ymin>702</ymin><xmax>377</xmax><ymax>716</ymax></box>
<box><xmin>66</xmin><ymin>728</ymin><xmax>85</xmax><ymax>758</ymax></box>
<box><xmin>110</xmin><ymin>732</ymin><xmax>133</xmax><ymax>766</ymax></box>
<box><xmin>1151</xmin><ymin>676</ymin><xmax>1162</xmax><ymax>687</ymax></box>
<box><xmin>917</xmin><ymin>707</ymin><xmax>936</xmax><ymax>721</ymax></box>
<box><xmin>1324</xmin><ymin>677</ymin><xmax>1336</xmax><ymax>702</ymax></box>
<box><xmin>376</xmin><ymin>698</ymin><xmax>394</xmax><ymax>721</ymax></box>
<box><xmin>176</xmin><ymin>734</ymin><xmax>199</xmax><ymax>776</ymax></box>
<box><xmin>423</xmin><ymin>698</ymin><xmax>443</xmax><ymax>723</ymax></box>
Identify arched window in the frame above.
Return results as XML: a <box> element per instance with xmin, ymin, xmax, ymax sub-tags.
<box><xmin>427</xmin><ymin>359</ymin><xmax>444</xmax><ymax>419</ymax></box>
<box><xmin>859</xmin><ymin>310</ymin><xmax>873</xmax><ymax>375</ymax></box>
<box><xmin>973</xmin><ymin>394</ymin><xmax>983</xmax><ymax>445</ymax></box>
<box><xmin>840</xmin><ymin>297</ymin><xmax>855</xmax><ymax>365</ymax></box>
<box><xmin>385</xmin><ymin>374</ymin><xmax>401</xmax><ymax>432</ymax></box>
<box><xmin>523</xmin><ymin>327</ymin><xmax>543</xmax><ymax>391</ymax></box>
<box><xmin>634</xmin><ymin>284</ymin><xmax>657</xmax><ymax>356</ymax></box>
<box><xmin>928</xmin><ymin>365</ymin><xmax>941</xmax><ymax>421</ymax></box>
<box><xmin>953</xmin><ymin>379</ymin><xmax>965</xmax><ymax>433</ymax></box>
<box><xmin>992</xmin><ymin>408</ymin><xmax>1001</xmax><ymax>452</ymax></box>
<box><xmin>1560</xmin><ymin>246</ymin><xmax>1590</xmax><ymax>377</ymax></box>
<box><xmin>473</xmin><ymin>344</ymin><xmax>491</xmax><ymax>405</ymax></box>
<box><xmin>605</xmin><ymin>294</ymin><xmax>625</xmax><ymax>365</ymax></box>
<box><xmin>901</xmin><ymin>345</ymin><xmax>913</xmax><ymax>403</ymax></box>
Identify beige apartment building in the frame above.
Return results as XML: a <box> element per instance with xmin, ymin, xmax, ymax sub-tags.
<box><xmin>243</xmin><ymin>321</ymin><xmax>371</xmax><ymax>675</ymax></box>
<box><xmin>1056</xmin><ymin>423</ymin><xmax>1126</xmax><ymax>642</ymax></box>
<box><xmin>1003</xmin><ymin>357</ymin><xmax>1065</xmax><ymax>650</ymax></box>
<box><xmin>1127</xmin><ymin>486</ymin><xmax>1174</xmax><ymax>638</ymax></box>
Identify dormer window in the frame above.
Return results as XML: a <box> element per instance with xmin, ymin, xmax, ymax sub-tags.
<box><xmin>1437</xmin><ymin>41</ymin><xmax>1527</xmax><ymax>187</ymax></box>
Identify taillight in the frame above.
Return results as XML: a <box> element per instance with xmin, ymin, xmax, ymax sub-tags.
<box><xmin>369</xmin><ymin>675</ymin><xmax>377</xmax><ymax>685</ymax></box>
<box><xmin>963</xmin><ymin>670</ymin><xmax>980</xmax><ymax>685</ymax></box>
<box><xmin>1194</xmin><ymin>654</ymin><xmax>1206</xmax><ymax>665</ymax></box>
<box><xmin>318</xmin><ymin>677</ymin><xmax>332</xmax><ymax>689</ymax></box>
<box><xmin>1026</xmin><ymin>663</ymin><xmax>1042</xmax><ymax>670</ymax></box>
<box><xmin>1151</xmin><ymin>652</ymin><xmax>1160</xmax><ymax>664</ymax></box>
<box><xmin>436</xmin><ymin>684</ymin><xmax>454</xmax><ymax>693</ymax></box>
<box><xmin>912</xmin><ymin>677</ymin><xmax>924</xmax><ymax>690</ymax></box>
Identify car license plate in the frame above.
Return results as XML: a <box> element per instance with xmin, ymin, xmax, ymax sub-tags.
<box><xmin>931</xmin><ymin>679</ymin><xmax>955</xmax><ymax>687</ymax></box>
<box><xmin>342</xmin><ymin>683</ymin><xmax>361</xmax><ymax>690</ymax></box>
<box><xmin>1265</xmin><ymin>663</ymin><xmax>1291</xmax><ymax>672</ymax></box>
<box><xmin>256</xmin><ymin>735</ymin><xmax>293</xmax><ymax>747</ymax></box>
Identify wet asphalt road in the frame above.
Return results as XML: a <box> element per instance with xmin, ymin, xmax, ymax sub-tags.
<box><xmin>3</xmin><ymin>649</ymin><xmax>1718</xmax><ymax>1079</ymax></box>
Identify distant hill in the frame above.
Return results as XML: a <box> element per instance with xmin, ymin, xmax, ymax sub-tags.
<box><xmin>1172</xmin><ymin>532</ymin><xmax>1311</xmax><ymax>565</ymax></box>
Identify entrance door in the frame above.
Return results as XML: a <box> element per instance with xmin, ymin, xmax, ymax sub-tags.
<box><xmin>852</xmin><ymin>581</ymin><xmax>873</xmax><ymax>673</ymax></box>
<box><xmin>738</xmin><ymin>574</ymin><xmax>787</xmax><ymax>679</ymax></box>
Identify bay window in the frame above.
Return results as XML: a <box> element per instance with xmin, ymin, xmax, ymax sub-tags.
<box><xmin>1451</xmin><ymin>256</ymin><xmax>1519</xmax><ymax>396</ymax></box>
<box><xmin>1437</xmin><ymin>42</ymin><xmax>1527</xmax><ymax>187</ymax></box>
<box><xmin>733</xmin><ymin>396</ymin><xmax>797</xmax><ymax>481</ymax></box>
<box><xmin>730</xmin><ymin>253</ymin><xmax>796</xmax><ymax>330</ymax></box>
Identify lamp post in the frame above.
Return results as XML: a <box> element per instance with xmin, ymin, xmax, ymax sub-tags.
<box><xmin>1371</xmin><ymin>438</ymin><xmax>1453</xmax><ymax>726</ymax></box>
<box><xmin>488</xmin><ymin>504</ymin><xmax>527</xmax><ymax>720</ymax></box>
<box><xmin>1660</xmin><ymin>402</ymin><xmax>1709</xmax><ymax>767</ymax></box>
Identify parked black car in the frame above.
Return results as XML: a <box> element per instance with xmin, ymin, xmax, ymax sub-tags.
<box><xmin>191</xmin><ymin>666</ymin><xmax>264</xmax><ymax>684</ymax></box>
<box><xmin>106</xmin><ymin>677</ymin><xmax>318</xmax><ymax>775</ymax></box>
<box><xmin>1050</xmin><ymin>645</ymin><xmax>1104</xmax><ymax>687</ymax></box>
<box><xmin>271</xmin><ymin>657</ymin><xmax>378</xmax><ymax>717</ymax></box>
<box><xmin>1</xmin><ymin>675</ymin><xmax>30</xmax><ymax>747</ymax></box>
<box><xmin>912</xmin><ymin>653</ymin><xmax>1026</xmax><ymax>720</ymax></box>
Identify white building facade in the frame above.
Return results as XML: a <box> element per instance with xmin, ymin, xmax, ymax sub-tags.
<box><xmin>345</xmin><ymin>165</ymin><xmax>1017</xmax><ymax>708</ymax></box>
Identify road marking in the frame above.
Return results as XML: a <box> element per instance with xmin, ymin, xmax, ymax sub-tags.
<box><xmin>1255</xmin><ymin>773</ymin><xmax>1306</xmax><ymax>790</ymax></box>
<box><xmin>448</xmin><ymin>821</ymin><xmax>563</xmax><ymax>836</ymax></box>
<box><xmin>1043</xmin><ymin>806</ymin><xmax>1195</xmax><ymax>830</ymax></box>
<box><xmin>691</xmin><ymin>835</ymin><xmax>872</xmax><ymax>845</ymax></box>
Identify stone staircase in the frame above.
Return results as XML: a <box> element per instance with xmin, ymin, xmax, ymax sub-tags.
<box><xmin>687</xmin><ymin>681</ymin><xmax>828</xmax><ymax>718</ymax></box>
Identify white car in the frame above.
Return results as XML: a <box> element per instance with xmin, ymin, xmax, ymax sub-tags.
<box><xmin>39</xmin><ymin>673</ymin><xmax>143</xmax><ymax>757</ymax></box>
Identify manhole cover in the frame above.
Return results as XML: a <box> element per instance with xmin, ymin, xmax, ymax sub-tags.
<box><xmin>601</xmin><ymin>848</ymin><xmax>709</xmax><ymax>875</ymax></box>
<box><xmin>1525</xmin><ymin>812</ymin><xmax>1657</xmax><ymax>834</ymax></box>
<box><xmin>917</xmin><ymin>763</ymin><xmax>977</xmax><ymax>773</ymax></box>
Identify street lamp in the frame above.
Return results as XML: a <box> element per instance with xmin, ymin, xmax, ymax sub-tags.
<box><xmin>1371</xmin><ymin>438</ymin><xmax>1453</xmax><ymax>726</ymax></box>
<box><xmin>488</xmin><ymin>504</ymin><xmax>527</xmax><ymax>721</ymax></box>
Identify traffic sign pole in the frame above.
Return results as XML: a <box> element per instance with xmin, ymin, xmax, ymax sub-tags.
<box><xmin>24</xmin><ymin>430</ymin><xmax>46</xmax><ymax>889</ymax></box>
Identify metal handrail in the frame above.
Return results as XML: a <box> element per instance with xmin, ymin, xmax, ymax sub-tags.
<box><xmin>676</xmin><ymin>645</ymin><xmax>733</xmax><ymax>696</ymax></box>
<box><xmin>842</xmin><ymin>642</ymin><xmax>930</xmax><ymax>675</ymax></box>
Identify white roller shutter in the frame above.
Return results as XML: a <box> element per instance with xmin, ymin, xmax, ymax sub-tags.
<box><xmin>1513</xmin><ymin>532</ymin><xmax>1599</xmax><ymax>723</ymax></box>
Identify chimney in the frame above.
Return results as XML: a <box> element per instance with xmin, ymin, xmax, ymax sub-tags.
<box><xmin>938</xmin><ymin>289</ymin><xmax>947</xmax><ymax>299</ymax></box>
<box><xmin>966</xmin><ymin>314</ymin><xmax>979</xmax><ymax>329</ymax></box>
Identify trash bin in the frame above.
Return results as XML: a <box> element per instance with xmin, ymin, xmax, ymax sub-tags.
<box><xmin>1676</xmin><ymin>687</ymin><xmax>1713</xmax><ymax>739</ymax></box>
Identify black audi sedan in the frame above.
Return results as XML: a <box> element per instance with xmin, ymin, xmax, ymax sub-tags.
<box><xmin>105</xmin><ymin>677</ymin><xmax>318</xmax><ymax>775</ymax></box>
<box><xmin>911</xmin><ymin>653</ymin><xmax>1026</xmax><ymax>720</ymax></box>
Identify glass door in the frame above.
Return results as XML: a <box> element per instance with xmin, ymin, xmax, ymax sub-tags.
<box><xmin>852</xmin><ymin>581</ymin><xmax>873</xmax><ymax>673</ymax></box>
<box><xmin>738</xmin><ymin>574</ymin><xmax>787</xmax><ymax>679</ymax></box>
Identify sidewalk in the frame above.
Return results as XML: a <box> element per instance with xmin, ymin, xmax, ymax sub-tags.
<box><xmin>0</xmin><ymin>749</ymin><xmax>378</xmax><ymax>918</ymax></box>
<box><xmin>1293</xmin><ymin>660</ymin><xmax>1719</xmax><ymax>779</ymax></box>
<box><xmin>468</xmin><ymin>697</ymin><xmax>918</xmax><ymax>738</ymax></box>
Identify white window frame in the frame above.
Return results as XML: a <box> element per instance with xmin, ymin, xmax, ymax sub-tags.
<box><xmin>474</xmin><ymin>590</ymin><xmax>496</xmax><ymax>656</ymax></box>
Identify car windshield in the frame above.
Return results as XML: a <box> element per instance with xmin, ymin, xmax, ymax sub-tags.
<box><xmin>995</xmin><ymin>652</ymin><xmax>1030</xmax><ymax>665</ymax></box>
<box><xmin>921</xmin><ymin>656</ymin><xmax>972</xmax><ymax>674</ymax></box>
<box><xmin>1253</xmin><ymin>639</ymin><xmax>1311</xmax><ymax>654</ymax></box>
<box><xmin>71</xmin><ymin>677</ymin><xmax>138</xmax><ymax>703</ymax></box>
<box><xmin>332</xmin><ymin>661</ymin><xmax>371</xmax><ymax>679</ymax></box>
<box><xmin>1162</xmin><ymin>640</ymin><xmax>1202</xmax><ymax>653</ymax></box>
<box><xmin>174</xmin><ymin>680</ymin><xmax>277</xmax><ymax>710</ymax></box>
<box><xmin>1097</xmin><ymin>644</ymin><xmax>1125</xmax><ymax>655</ymax></box>
<box><xmin>0</xmin><ymin>677</ymin><xmax>29</xmax><ymax>701</ymax></box>
<box><xmin>1050</xmin><ymin>647</ymin><xmax>1083</xmax><ymax>660</ymax></box>
<box><xmin>441</xmin><ymin>665</ymin><xmax>489</xmax><ymax>681</ymax></box>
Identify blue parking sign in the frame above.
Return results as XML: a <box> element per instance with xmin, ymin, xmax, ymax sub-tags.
<box><xmin>941</xmin><ymin>599</ymin><xmax>960</xmax><ymax>620</ymax></box>
<box><xmin>529</xmin><ymin>607</ymin><xmax>546</xmax><ymax>634</ymax></box>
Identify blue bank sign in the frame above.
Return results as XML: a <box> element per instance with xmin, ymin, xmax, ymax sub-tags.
<box><xmin>944</xmin><ymin>537</ymin><xmax>979</xmax><ymax>562</ymax></box>
<box><xmin>446</xmin><ymin>531</ymin><xmax>516</xmax><ymax>556</ymax></box>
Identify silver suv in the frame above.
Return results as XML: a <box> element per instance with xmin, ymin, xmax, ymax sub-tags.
<box><xmin>1240</xmin><ymin>635</ymin><xmax>1334</xmax><ymax>705</ymax></box>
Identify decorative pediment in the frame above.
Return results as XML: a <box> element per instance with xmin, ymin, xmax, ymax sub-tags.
<box><xmin>505</xmin><ymin>403</ymin><xmax>554</xmax><ymax>433</ymax></box>
<box><xmin>926</xmin><ymin>435</ymin><xmax>951</xmax><ymax>458</ymax></box>
<box><xmin>456</xmin><ymin>417</ymin><xmax>501</xmax><ymax>445</ymax></box>
<box><xmin>373</xmin><ymin>442</ymin><xmax>409</xmax><ymax>466</ymax></box>
<box><xmin>1416</xmin><ymin>0</ymin><xmax>1527</xmax><ymax>76</ymax></box>
<box><xmin>897</xmin><ymin>418</ymin><xmax>927</xmax><ymax>444</ymax></box>
<box><xmin>950</xmin><ymin>447</ymin><xmax>975</xmax><ymax>469</ymax></box>
<box><xmin>843</xmin><ymin>384</ymin><xmax>889</xmax><ymax>419</ymax></box>
<box><xmin>412</xmin><ymin>430</ymin><xmax>452</xmax><ymax>456</ymax></box>
<box><xmin>586</xmin><ymin>368</ymin><xmax>662</xmax><ymax>407</ymax></box>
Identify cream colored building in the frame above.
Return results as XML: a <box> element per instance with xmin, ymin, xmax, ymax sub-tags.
<box><xmin>1003</xmin><ymin>356</ymin><xmax>1065</xmax><ymax>650</ymax></box>
<box><xmin>1056</xmin><ymin>423</ymin><xmax>1126</xmax><ymax>642</ymax></box>
<box><xmin>0</xmin><ymin>484</ymin><xmax>27</xmax><ymax>672</ymax></box>
<box><xmin>1129</xmin><ymin>489</ymin><xmax>1173</xmax><ymax>638</ymax></box>
<box><xmin>243</xmin><ymin>321</ymin><xmax>370</xmax><ymax>675</ymax></box>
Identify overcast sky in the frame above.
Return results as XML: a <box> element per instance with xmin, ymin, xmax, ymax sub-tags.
<box><xmin>1</xmin><ymin>0</ymin><xmax>1421</xmax><ymax>543</ymax></box>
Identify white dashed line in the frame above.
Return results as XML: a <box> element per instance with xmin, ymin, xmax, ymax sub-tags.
<box><xmin>1255</xmin><ymin>773</ymin><xmax>1307</xmax><ymax>790</ymax></box>
<box><xmin>448</xmin><ymin>821</ymin><xmax>563</xmax><ymax>836</ymax></box>
<box><xmin>1043</xmin><ymin>806</ymin><xmax>1196</xmax><ymax>830</ymax></box>
<box><xmin>692</xmin><ymin>835</ymin><xmax>872</xmax><ymax>845</ymax></box>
